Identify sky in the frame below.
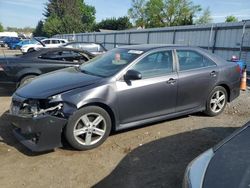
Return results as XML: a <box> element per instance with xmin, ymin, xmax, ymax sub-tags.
<box><xmin>0</xmin><ymin>0</ymin><xmax>249</xmax><ymax>28</ymax></box>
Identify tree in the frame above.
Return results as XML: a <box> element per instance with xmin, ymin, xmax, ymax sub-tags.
<box><xmin>195</xmin><ymin>7</ymin><xmax>212</xmax><ymax>24</ymax></box>
<box><xmin>43</xmin><ymin>0</ymin><xmax>96</xmax><ymax>36</ymax></box>
<box><xmin>6</xmin><ymin>27</ymin><xmax>34</xmax><ymax>33</ymax></box>
<box><xmin>0</xmin><ymin>23</ymin><xmax>3</xmax><ymax>32</ymax></box>
<box><xmin>159</xmin><ymin>0</ymin><xmax>201</xmax><ymax>26</ymax></box>
<box><xmin>225</xmin><ymin>15</ymin><xmax>238</xmax><ymax>22</ymax></box>
<box><xmin>128</xmin><ymin>0</ymin><xmax>202</xmax><ymax>28</ymax></box>
<box><xmin>145</xmin><ymin>0</ymin><xmax>165</xmax><ymax>28</ymax></box>
<box><xmin>33</xmin><ymin>20</ymin><xmax>47</xmax><ymax>37</ymax></box>
<box><xmin>128</xmin><ymin>0</ymin><xmax>148</xmax><ymax>28</ymax></box>
<box><xmin>94</xmin><ymin>17</ymin><xmax>132</xmax><ymax>31</ymax></box>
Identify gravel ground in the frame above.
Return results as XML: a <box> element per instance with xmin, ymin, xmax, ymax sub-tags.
<box><xmin>0</xmin><ymin>49</ymin><xmax>250</xmax><ymax>188</ymax></box>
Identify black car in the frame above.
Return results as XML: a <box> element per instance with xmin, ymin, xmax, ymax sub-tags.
<box><xmin>8</xmin><ymin>44</ymin><xmax>240</xmax><ymax>152</ymax></box>
<box><xmin>0</xmin><ymin>47</ymin><xmax>94</xmax><ymax>88</ymax></box>
<box><xmin>183</xmin><ymin>121</ymin><xmax>250</xmax><ymax>188</ymax></box>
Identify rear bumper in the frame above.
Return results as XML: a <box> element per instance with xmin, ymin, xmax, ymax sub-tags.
<box><xmin>8</xmin><ymin>113</ymin><xmax>67</xmax><ymax>152</ymax></box>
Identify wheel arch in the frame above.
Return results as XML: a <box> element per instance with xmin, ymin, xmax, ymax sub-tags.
<box><xmin>19</xmin><ymin>72</ymin><xmax>40</xmax><ymax>82</ymax></box>
<box><xmin>27</xmin><ymin>47</ymin><xmax>35</xmax><ymax>52</ymax></box>
<box><xmin>17</xmin><ymin>67</ymin><xmax>42</xmax><ymax>81</ymax></box>
<box><xmin>217</xmin><ymin>83</ymin><xmax>230</xmax><ymax>102</ymax></box>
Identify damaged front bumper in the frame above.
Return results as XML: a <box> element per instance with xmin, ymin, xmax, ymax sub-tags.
<box><xmin>8</xmin><ymin>113</ymin><xmax>67</xmax><ymax>152</ymax></box>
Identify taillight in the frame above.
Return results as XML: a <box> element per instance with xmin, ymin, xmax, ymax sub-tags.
<box><xmin>236</xmin><ymin>65</ymin><xmax>241</xmax><ymax>73</ymax></box>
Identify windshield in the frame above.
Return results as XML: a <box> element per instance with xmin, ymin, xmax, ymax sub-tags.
<box><xmin>80</xmin><ymin>48</ymin><xmax>142</xmax><ymax>77</ymax></box>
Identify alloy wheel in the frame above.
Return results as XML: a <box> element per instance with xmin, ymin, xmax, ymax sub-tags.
<box><xmin>210</xmin><ymin>90</ymin><xmax>226</xmax><ymax>113</ymax></box>
<box><xmin>73</xmin><ymin>113</ymin><xmax>106</xmax><ymax>146</ymax></box>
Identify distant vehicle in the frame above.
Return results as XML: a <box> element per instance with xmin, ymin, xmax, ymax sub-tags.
<box><xmin>229</xmin><ymin>56</ymin><xmax>247</xmax><ymax>77</ymax></box>
<box><xmin>0</xmin><ymin>32</ymin><xmax>18</xmax><ymax>38</ymax></box>
<box><xmin>8</xmin><ymin>44</ymin><xmax>240</xmax><ymax>152</ymax></box>
<box><xmin>0</xmin><ymin>37</ymin><xmax>21</xmax><ymax>48</ymax></box>
<box><xmin>64</xmin><ymin>42</ymin><xmax>107</xmax><ymax>55</ymax></box>
<box><xmin>12</xmin><ymin>39</ymin><xmax>37</xmax><ymax>50</ymax></box>
<box><xmin>183</xmin><ymin>121</ymin><xmax>250</xmax><ymax>188</ymax></box>
<box><xmin>7</xmin><ymin>37</ymin><xmax>22</xmax><ymax>49</ymax></box>
<box><xmin>34</xmin><ymin>37</ymin><xmax>47</xmax><ymax>41</ymax></box>
<box><xmin>20</xmin><ymin>38</ymin><xmax>68</xmax><ymax>53</ymax></box>
<box><xmin>0</xmin><ymin>47</ymin><xmax>94</xmax><ymax>88</ymax></box>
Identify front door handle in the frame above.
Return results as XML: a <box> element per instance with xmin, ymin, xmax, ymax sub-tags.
<box><xmin>167</xmin><ymin>78</ymin><xmax>176</xmax><ymax>85</ymax></box>
<box><xmin>210</xmin><ymin>71</ymin><xmax>217</xmax><ymax>77</ymax></box>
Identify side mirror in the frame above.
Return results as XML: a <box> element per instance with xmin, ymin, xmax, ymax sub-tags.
<box><xmin>124</xmin><ymin>70</ymin><xmax>142</xmax><ymax>81</ymax></box>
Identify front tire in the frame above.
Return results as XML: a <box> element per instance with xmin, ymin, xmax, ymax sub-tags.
<box><xmin>204</xmin><ymin>86</ymin><xmax>228</xmax><ymax>116</ymax></box>
<box><xmin>65</xmin><ymin>106</ymin><xmax>111</xmax><ymax>150</ymax></box>
<box><xmin>19</xmin><ymin>75</ymin><xmax>37</xmax><ymax>87</ymax></box>
<box><xmin>27</xmin><ymin>48</ymin><xmax>35</xmax><ymax>53</ymax></box>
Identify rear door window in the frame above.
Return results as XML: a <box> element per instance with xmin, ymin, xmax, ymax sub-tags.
<box><xmin>39</xmin><ymin>51</ymin><xmax>60</xmax><ymax>60</ymax></box>
<box><xmin>52</xmin><ymin>40</ymin><xmax>60</xmax><ymax>44</ymax></box>
<box><xmin>177</xmin><ymin>50</ymin><xmax>216</xmax><ymax>71</ymax></box>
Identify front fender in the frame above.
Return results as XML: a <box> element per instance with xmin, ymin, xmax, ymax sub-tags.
<box><xmin>58</xmin><ymin>84</ymin><xmax>120</xmax><ymax>126</ymax></box>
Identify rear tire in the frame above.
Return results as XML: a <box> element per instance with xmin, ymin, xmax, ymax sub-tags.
<box><xmin>65</xmin><ymin>106</ymin><xmax>111</xmax><ymax>150</ymax></box>
<box><xmin>204</xmin><ymin>86</ymin><xmax>228</xmax><ymax>116</ymax></box>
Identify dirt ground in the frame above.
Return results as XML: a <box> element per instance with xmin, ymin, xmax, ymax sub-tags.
<box><xmin>0</xmin><ymin>49</ymin><xmax>250</xmax><ymax>188</ymax></box>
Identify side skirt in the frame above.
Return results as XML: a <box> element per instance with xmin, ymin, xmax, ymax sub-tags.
<box><xmin>116</xmin><ymin>107</ymin><xmax>205</xmax><ymax>131</ymax></box>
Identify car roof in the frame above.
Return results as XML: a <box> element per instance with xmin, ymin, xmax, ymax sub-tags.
<box><xmin>66</xmin><ymin>41</ymin><xmax>103</xmax><ymax>45</ymax></box>
<box><xmin>117</xmin><ymin>44</ymin><xmax>200</xmax><ymax>51</ymax></box>
<box><xmin>117</xmin><ymin>44</ymin><xmax>229</xmax><ymax>65</ymax></box>
<box><xmin>42</xmin><ymin>38</ymin><xmax>67</xmax><ymax>41</ymax></box>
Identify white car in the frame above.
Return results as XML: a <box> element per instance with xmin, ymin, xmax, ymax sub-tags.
<box><xmin>21</xmin><ymin>38</ymin><xmax>68</xmax><ymax>53</ymax></box>
<box><xmin>64</xmin><ymin>42</ymin><xmax>107</xmax><ymax>55</ymax></box>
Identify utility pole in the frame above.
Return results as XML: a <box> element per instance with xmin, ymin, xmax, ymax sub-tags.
<box><xmin>239</xmin><ymin>19</ymin><xmax>250</xmax><ymax>59</ymax></box>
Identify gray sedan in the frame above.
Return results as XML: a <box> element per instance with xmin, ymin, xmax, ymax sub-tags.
<box><xmin>9</xmin><ymin>44</ymin><xmax>241</xmax><ymax>151</ymax></box>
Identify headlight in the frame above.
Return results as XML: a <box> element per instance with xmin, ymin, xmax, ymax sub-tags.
<box><xmin>183</xmin><ymin>149</ymin><xmax>214</xmax><ymax>188</ymax></box>
<box><xmin>49</xmin><ymin>94</ymin><xmax>62</xmax><ymax>102</ymax></box>
<box><xmin>19</xmin><ymin>100</ymin><xmax>39</xmax><ymax>116</ymax></box>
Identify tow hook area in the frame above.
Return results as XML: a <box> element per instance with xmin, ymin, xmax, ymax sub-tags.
<box><xmin>8</xmin><ymin>113</ymin><xmax>67</xmax><ymax>152</ymax></box>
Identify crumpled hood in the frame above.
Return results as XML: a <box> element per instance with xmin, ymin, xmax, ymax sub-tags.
<box><xmin>16</xmin><ymin>67</ymin><xmax>102</xmax><ymax>99</ymax></box>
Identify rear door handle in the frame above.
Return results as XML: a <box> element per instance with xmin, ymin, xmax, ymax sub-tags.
<box><xmin>167</xmin><ymin>78</ymin><xmax>176</xmax><ymax>85</ymax></box>
<box><xmin>210</xmin><ymin>71</ymin><xmax>217</xmax><ymax>77</ymax></box>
